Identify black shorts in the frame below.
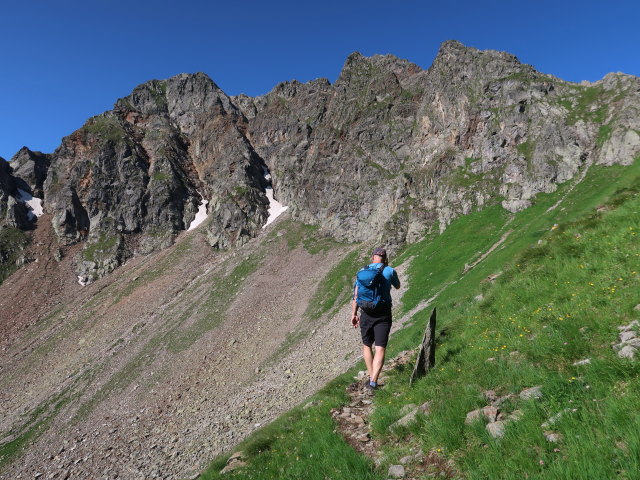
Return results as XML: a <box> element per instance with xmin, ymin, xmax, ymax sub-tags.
<box><xmin>359</xmin><ymin>306</ymin><xmax>392</xmax><ymax>348</ymax></box>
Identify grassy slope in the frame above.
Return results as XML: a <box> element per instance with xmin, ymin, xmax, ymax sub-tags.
<box><xmin>199</xmin><ymin>158</ymin><xmax>640</xmax><ymax>479</ymax></box>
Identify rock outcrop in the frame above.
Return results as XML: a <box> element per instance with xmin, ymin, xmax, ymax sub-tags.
<box><xmin>4</xmin><ymin>40</ymin><xmax>640</xmax><ymax>282</ymax></box>
<box><xmin>0</xmin><ymin>157</ymin><xmax>31</xmax><ymax>281</ymax></box>
<box><xmin>238</xmin><ymin>41</ymin><xmax>640</xmax><ymax>246</ymax></box>
<box><xmin>43</xmin><ymin>73</ymin><xmax>269</xmax><ymax>281</ymax></box>
<box><xmin>9</xmin><ymin>147</ymin><xmax>51</xmax><ymax>198</ymax></box>
<box><xmin>0</xmin><ymin>157</ymin><xmax>30</xmax><ymax>229</ymax></box>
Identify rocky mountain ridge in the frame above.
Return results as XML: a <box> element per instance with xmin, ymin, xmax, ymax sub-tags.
<box><xmin>1</xmin><ymin>40</ymin><xmax>639</xmax><ymax>283</ymax></box>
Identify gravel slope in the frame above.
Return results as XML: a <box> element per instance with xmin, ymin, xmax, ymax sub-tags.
<box><xmin>0</xmin><ymin>214</ymin><xmax>411</xmax><ymax>479</ymax></box>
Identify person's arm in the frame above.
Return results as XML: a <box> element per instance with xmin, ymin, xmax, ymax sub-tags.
<box><xmin>391</xmin><ymin>269</ymin><xmax>401</xmax><ymax>289</ymax></box>
<box><xmin>351</xmin><ymin>284</ymin><xmax>360</xmax><ymax>328</ymax></box>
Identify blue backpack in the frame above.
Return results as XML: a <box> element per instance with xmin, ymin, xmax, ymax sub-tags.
<box><xmin>355</xmin><ymin>264</ymin><xmax>387</xmax><ymax>311</ymax></box>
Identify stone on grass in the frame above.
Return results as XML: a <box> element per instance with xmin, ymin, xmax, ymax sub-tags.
<box><xmin>621</xmin><ymin>338</ymin><xmax>640</xmax><ymax>348</ymax></box>
<box><xmin>544</xmin><ymin>431</ymin><xmax>563</xmax><ymax>443</ymax></box>
<box><xmin>520</xmin><ymin>386</ymin><xmax>543</xmax><ymax>400</ymax></box>
<box><xmin>399</xmin><ymin>452</ymin><xmax>423</xmax><ymax>465</ymax></box>
<box><xmin>220</xmin><ymin>460</ymin><xmax>246</xmax><ymax>475</ymax></box>
<box><xmin>633</xmin><ymin>304</ymin><xmax>640</xmax><ymax>312</ymax></box>
<box><xmin>399</xmin><ymin>404</ymin><xmax>418</xmax><ymax>416</ymax></box>
<box><xmin>572</xmin><ymin>358</ymin><xmax>591</xmax><ymax>366</ymax></box>
<box><xmin>482</xmin><ymin>406</ymin><xmax>499</xmax><ymax>422</ymax></box>
<box><xmin>618</xmin><ymin>320</ymin><xmax>640</xmax><ymax>331</ymax></box>
<box><xmin>465</xmin><ymin>409</ymin><xmax>483</xmax><ymax>425</ymax></box>
<box><xmin>483</xmin><ymin>390</ymin><xmax>498</xmax><ymax>403</ymax></box>
<box><xmin>486</xmin><ymin>421</ymin><xmax>506</xmax><ymax>438</ymax></box>
<box><xmin>399</xmin><ymin>451</ymin><xmax>423</xmax><ymax>465</ymax></box>
<box><xmin>227</xmin><ymin>451</ymin><xmax>244</xmax><ymax>463</ymax></box>
<box><xmin>390</xmin><ymin>409</ymin><xmax>419</xmax><ymax>430</ymax></box>
<box><xmin>508</xmin><ymin>409</ymin><xmax>524</xmax><ymax>421</ymax></box>
<box><xmin>618</xmin><ymin>345</ymin><xmax>636</xmax><ymax>359</ymax></box>
<box><xmin>388</xmin><ymin>464</ymin><xmax>405</xmax><ymax>478</ymax></box>
<box><xmin>619</xmin><ymin>330</ymin><xmax>637</xmax><ymax>343</ymax></box>
<box><xmin>541</xmin><ymin>408</ymin><xmax>576</xmax><ymax>428</ymax></box>
<box><xmin>492</xmin><ymin>394</ymin><xmax>517</xmax><ymax>407</ymax></box>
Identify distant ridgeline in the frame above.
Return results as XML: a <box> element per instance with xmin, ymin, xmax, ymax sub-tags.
<box><xmin>1</xmin><ymin>40</ymin><xmax>639</xmax><ymax>284</ymax></box>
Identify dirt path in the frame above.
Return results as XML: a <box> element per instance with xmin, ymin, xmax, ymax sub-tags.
<box><xmin>330</xmin><ymin>351</ymin><xmax>459</xmax><ymax>480</ymax></box>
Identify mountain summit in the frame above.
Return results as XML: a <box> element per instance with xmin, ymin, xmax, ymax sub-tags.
<box><xmin>2</xmin><ymin>40</ymin><xmax>639</xmax><ymax>284</ymax></box>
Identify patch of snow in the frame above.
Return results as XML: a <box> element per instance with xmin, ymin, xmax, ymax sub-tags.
<box><xmin>16</xmin><ymin>188</ymin><xmax>44</xmax><ymax>221</ymax></box>
<box><xmin>261</xmin><ymin>167</ymin><xmax>288</xmax><ymax>228</ymax></box>
<box><xmin>188</xmin><ymin>196</ymin><xmax>209</xmax><ymax>231</ymax></box>
<box><xmin>263</xmin><ymin>187</ymin><xmax>289</xmax><ymax>228</ymax></box>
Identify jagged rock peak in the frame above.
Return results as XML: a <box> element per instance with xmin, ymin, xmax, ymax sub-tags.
<box><xmin>268</xmin><ymin>77</ymin><xmax>332</xmax><ymax>99</ymax></box>
<box><xmin>115</xmin><ymin>72</ymin><xmax>237</xmax><ymax>118</ymax></box>
<box><xmin>427</xmin><ymin>40</ymin><xmax>538</xmax><ymax>87</ymax></box>
<box><xmin>337</xmin><ymin>51</ymin><xmax>423</xmax><ymax>86</ymax></box>
<box><xmin>435</xmin><ymin>40</ymin><xmax>521</xmax><ymax>65</ymax></box>
<box><xmin>10</xmin><ymin>147</ymin><xmax>51</xmax><ymax>197</ymax></box>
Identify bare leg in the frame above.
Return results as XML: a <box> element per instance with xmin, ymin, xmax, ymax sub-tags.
<box><xmin>362</xmin><ymin>345</ymin><xmax>374</xmax><ymax>379</ymax></box>
<box><xmin>370</xmin><ymin>346</ymin><xmax>386</xmax><ymax>383</ymax></box>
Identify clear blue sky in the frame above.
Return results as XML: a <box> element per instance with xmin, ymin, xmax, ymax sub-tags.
<box><xmin>1</xmin><ymin>0</ymin><xmax>639</xmax><ymax>160</ymax></box>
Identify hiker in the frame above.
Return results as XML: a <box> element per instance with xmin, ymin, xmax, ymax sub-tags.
<box><xmin>351</xmin><ymin>247</ymin><xmax>400</xmax><ymax>392</ymax></box>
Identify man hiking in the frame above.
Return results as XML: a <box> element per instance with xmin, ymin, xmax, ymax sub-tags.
<box><xmin>351</xmin><ymin>247</ymin><xmax>401</xmax><ymax>392</ymax></box>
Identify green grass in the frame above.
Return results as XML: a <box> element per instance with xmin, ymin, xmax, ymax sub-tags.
<box><xmin>152</xmin><ymin>171</ymin><xmax>171</xmax><ymax>182</ymax></box>
<box><xmin>517</xmin><ymin>140</ymin><xmax>536</xmax><ymax>162</ymax></box>
<box><xmin>166</xmin><ymin>253</ymin><xmax>262</xmax><ymax>353</ymax></box>
<box><xmin>266</xmin><ymin>218</ymin><xmax>348</xmax><ymax>254</ymax></box>
<box><xmin>83</xmin><ymin>115</ymin><xmax>128</xmax><ymax>143</ymax></box>
<box><xmin>597</xmin><ymin>123</ymin><xmax>613</xmax><ymax>147</ymax></box>
<box><xmin>198</xmin><ymin>158</ymin><xmax>640</xmax><ymax>479</ymax></box>
<box><xmin>82</xmin><ymin>233</ymin><xmax>119</xmax><ymax>262</ymax></box>
<box><xmin>447</xmin><ymin>158</ymin><xmax>487</xmax><ymax>188</ymax></box>
<box><xmin>375</xmin><ymin>178</ymin><xmax>640</xmax><ymax>479</ymax></box>
<box><xmin>0</xmin><ymin>371</ymin><xmax>94</xmax><ymax>470</ymax></box>
<box><xmin>563</xmin><ymin>85</ymin><xmax>608</xmax><ymax>126</ymax></box>
<box><xmin>199</xmin><ymin>371</ymin><xmax>384</xmax><ymax>480</ymax></box>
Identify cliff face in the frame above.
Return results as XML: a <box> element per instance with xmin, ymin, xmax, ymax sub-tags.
<box><xmin>238</xmin><ymin>41</ymin><xmax>640</xmax><ymax>246</ymax></box>
<box><xmin>0</xmin><ymin>157</ymin><xmax>30</xmax><ymax>230</ymax></box>
<box><xmin>43</xmin><ymin>73</ymin><xmax>269</xmax><ymax>281</ymax></box>
<box><xmin>3</xmin><ymin>41</ymin><xmax>640</xmax><ymax>282</ymax></box>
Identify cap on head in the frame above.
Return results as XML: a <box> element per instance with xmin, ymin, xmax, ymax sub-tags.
<box><xmin>372</xmin><ymin>247</ymin><xmax>387</xmax><ymax>258</ymax></box>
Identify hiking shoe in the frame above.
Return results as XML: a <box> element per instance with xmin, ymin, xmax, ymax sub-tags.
<box><xmin>364</xmin><ymin>383</ymin><xmax>376</xmax><ymax>396</ymax></box>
